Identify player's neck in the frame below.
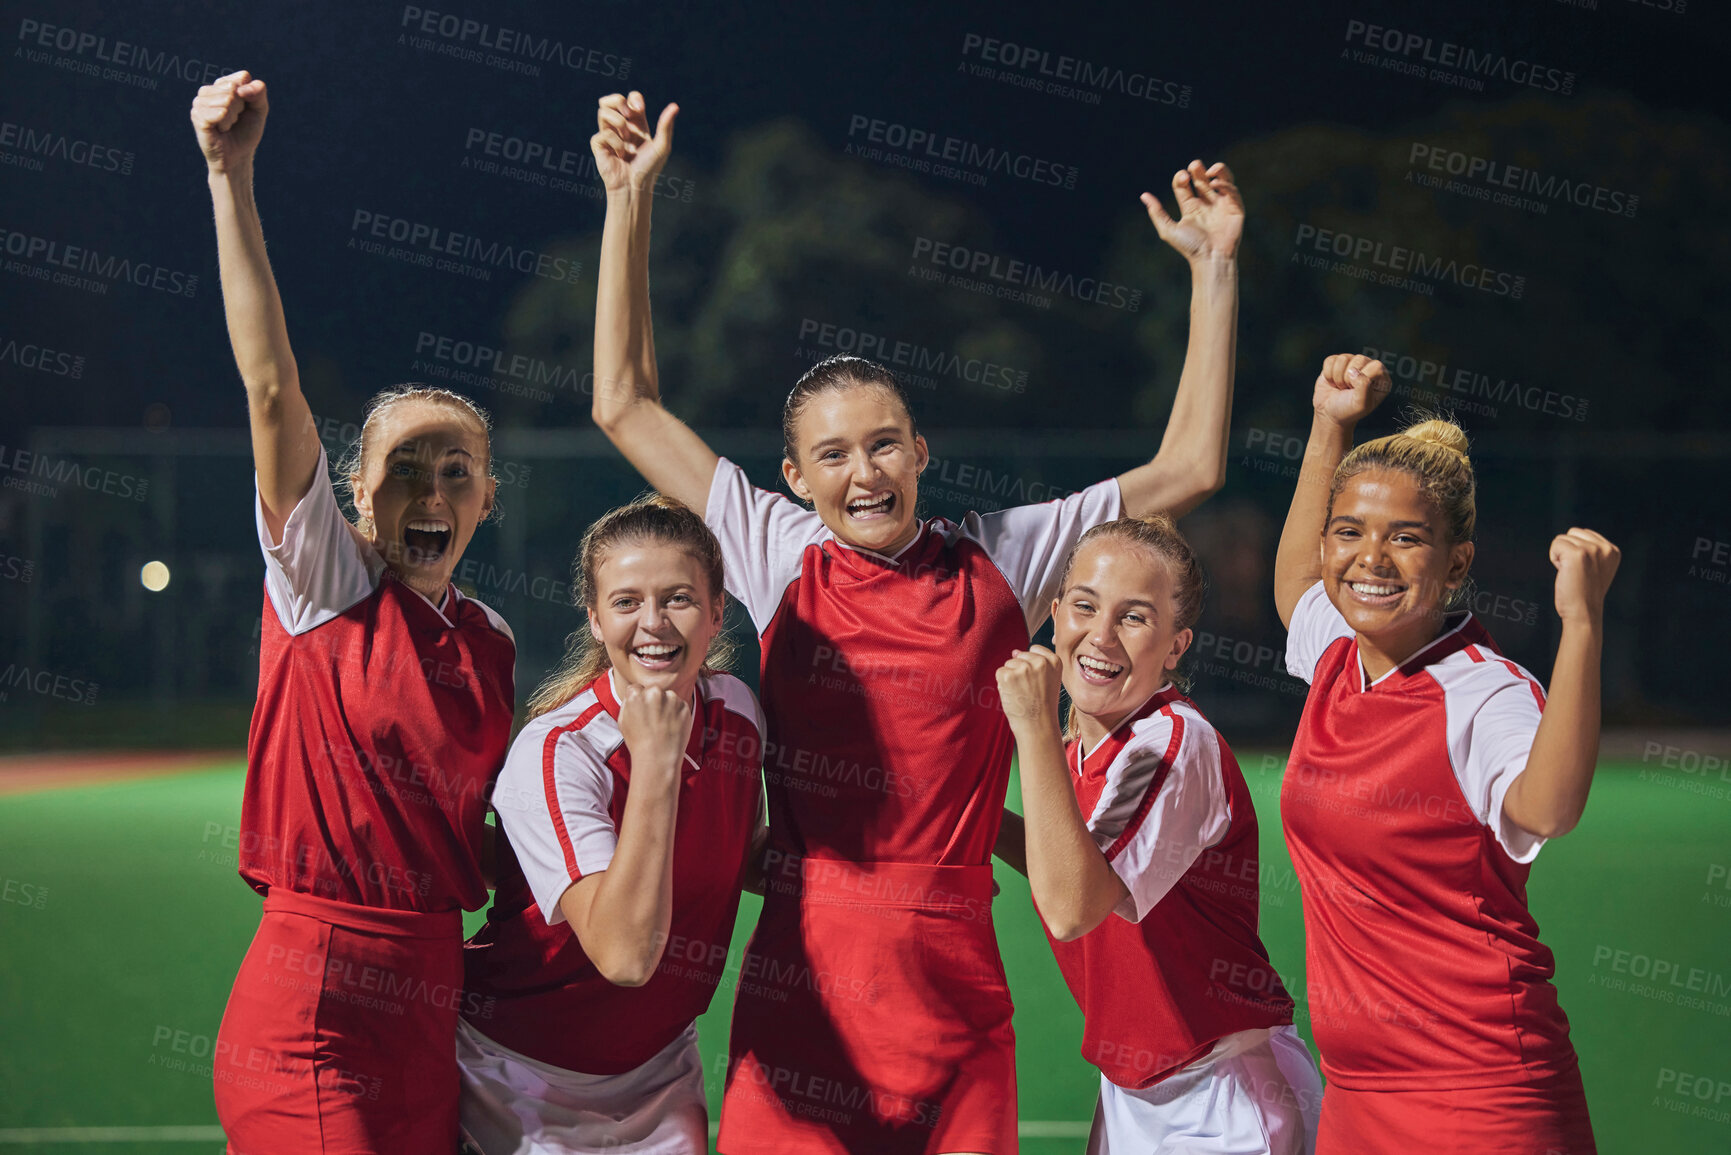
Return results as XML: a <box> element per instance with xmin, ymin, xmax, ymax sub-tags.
<box><xmin>1356</xmin><ymin>619</ymin><xmax>1447</xmax><ymax>683</ymax></box>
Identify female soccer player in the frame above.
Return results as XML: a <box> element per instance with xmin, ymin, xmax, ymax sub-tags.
<box><xmin>458</xmin><ymin>496</ymin><xmax>765</xmax><ymax>1154</ymax></box>
<box><xmin>588</xmin><ymin>91</ymin><xmax>1243</xmax><ymax>1153</ymax></box>
<box><xmin>1272</xmin><ymin>354</ymin><xmax>1617</xmax><ymax>1152</ymax></box>
<box><xmin>995</xmin><ymin>516</ymin><xmax>1320</xmax><ymax>1154</ymax></box>
<box><xmin>192</xmin><ymin>72</ymin><xmax>517</xmax><ymax>1153</ymax></box>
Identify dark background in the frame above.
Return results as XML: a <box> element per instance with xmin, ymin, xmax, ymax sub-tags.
<box><xmin>2</xmin><ymin>0</ymin><xmax>1728</xmax><ymax>747</ymax></box>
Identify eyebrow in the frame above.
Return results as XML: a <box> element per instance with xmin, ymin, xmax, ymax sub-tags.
<box><xmin>1068</xmin><ymin>585</ymin><xmax>1159</xmax><ymax>612</ymax></box>
<box><xmin>1327</xmin><ymin>514</ymin><xmax>1431</xmax><ymax>531</ymax></box>
<box><xmin>388</xmin><ymin>443</ymin><xmax>474</xmax><ymax>459</ymax></box>
<box><xmin>603</xmin><ymin>581</ymin><xmax>700</xmax><ymax>596</ymax></box>
<box><xmin>809</xmin><ymin>426</ymin><xmax>905</xmax><ymax>454</ymax></box>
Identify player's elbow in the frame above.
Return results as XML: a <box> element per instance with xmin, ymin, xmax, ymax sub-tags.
<box><xmin>1194</xmin><ymin>455</ymin><xmax>1228</xmax><ymax>501</ymax></box>
<box><xmin>596</xmin><ymin>948</ymin><xmax>659</xmax><ymax>988</ymax></box>
<box><xmin>1515</xmin><ymin>811</ymin><xmax>1579</xmax><ymax>841</ymax></box>
<box><xmin>1047</xmin><ymin>920</ymin><xmax>1088</xmax><ymax>943</ymax></box>
<box><xmin>589</xmin><ymin>375</ymin><xmax>645</xmax><ymax>434</ymax></box>
<box><xmin>1041</xmin><ymin>905</ymin><xmax>1104</xmax><ymax>943</ymax></box>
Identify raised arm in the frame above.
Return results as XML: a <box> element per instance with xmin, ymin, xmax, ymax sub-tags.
<box><xmin>590</xmin><ymin>92</ymin><xmax>717</xmax><ymax>513</ymax></box>
<box><xmin>1115</xmin><ymin>161</ymin><xmax>1243</xmax><ymax>519</ymax></box>
<box><xmin>556</xmin><ymin>685</ymin><xmax>692</xmax><ymax>987</ymax></box>
<box><xmin>1501</xmin><ymin>530</ymin><xmax>1620</xmax><ymax>839</ymax></box>
<box><xmin>1274</xmin><ymin>354</ymin><xmax>1390</xmax><ymax>627</ymax></box>
<box><xmin>997</xmin><ymin>648</ymin><xmax>1129</xmax><ymax>941</ymax></box>
<box><xmin>191</xmin><ymin>71</ymin><xmax>319</xmax><ymax>541</ymax></box>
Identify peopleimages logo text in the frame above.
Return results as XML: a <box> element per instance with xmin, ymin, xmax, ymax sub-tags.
<box><xmin>1292</xmin><ymin>224</ymin><xmax>1524</xmax><ymax>299</ymax></box>
<box><xmin>1343</xmin><ymin>20</ymin><xmax>1575</xmax><ymax>94</ymax></box>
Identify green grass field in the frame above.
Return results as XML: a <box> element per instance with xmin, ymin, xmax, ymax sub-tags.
<box><xmin>1</xmin><ymin>756</ymin><xmax>1728</xmax><ymax>1153</ymax></box>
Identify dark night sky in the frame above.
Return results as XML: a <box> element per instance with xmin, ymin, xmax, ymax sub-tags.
<box><xmin>2</xmin><ymin>0</ymin><xmax>1727</xmax><ymax>738</ymax></box>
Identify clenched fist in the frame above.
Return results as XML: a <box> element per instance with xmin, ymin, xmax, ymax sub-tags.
<box><xmin>1550</xmin><ymin>528</ymin><xmax>1619</xmax><ymax>627</ymax></box>
<box><xmin>616</xmin><ymin>683</ymin><xmax>695</xmax><ymax>779</ymax></box>
<box><xmin>192</xmin><ymin>70</ymin><xmax>268</xmax><ymax>175</ymax></box>
<box><xmin>1313</xmin><ymin>353</ymin><xmax>1391</xmax><ymax>428</ymax></box>
<box><xmin>996</xmin><ymin>646</ymin><xmax>1063</xmax><ymax>731</ymax></box>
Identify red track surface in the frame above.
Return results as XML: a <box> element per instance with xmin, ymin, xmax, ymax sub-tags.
<box><xmin>0</xmin><ymin>751</ymin><xmax>242</xmax><ymax>797</ymax></box>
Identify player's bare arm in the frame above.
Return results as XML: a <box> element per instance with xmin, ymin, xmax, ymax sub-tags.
<box><xmin>1115</xmin><ymin>161</ymin><xmax>1242</xmax><ymax>520</ymax></box>
<box><xmin>1502</xmin><ymin>530</ymin><xmax>1621</xmax><ymax>839</ymax></box>
<box><xmin>993</xmin><ymin>809</ymin><xmax>1028</xmax><ymax>877</ymax></box>
<box><xmin>1274</xmin><ymin>354</ymin><xmax>1391</xmax><ymax>627</ymax></box>
<box><xmin>558</xmin><ymin>684</ymin><xmax>693</xmax><ymax>987</ymax></box>
<box><xmin>590</xmin><ymin>91</ymin><xmax>717</xmax><ymax>513</ymax></box>
<box><xmin>998</xmin><ymin>647</ymin><xmax>1130</xmax><ymax>941</ymax></box>
<box><xmin>193</xmin><ymin>71</ymin><xmax>320</xmax><ymax>542</ymax></box>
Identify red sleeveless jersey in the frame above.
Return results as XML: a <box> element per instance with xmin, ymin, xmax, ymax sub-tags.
<box><xmin>243</xmin><ymin>452</ymin><xmax>516</xmax><ymax>913</ymax></box>
<box><xmin>1046</xmin><ymin>686</ymin><xmax>1294</xmax><ymax>1088</ymax></box>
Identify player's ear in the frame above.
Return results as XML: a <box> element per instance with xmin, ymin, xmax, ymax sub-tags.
<box><xmin>913</xmin><ymin>433</ymin><xmax>930</xmax><ymax>474</ymax></box>
<box><xmin>480</xmin><ymin>477</ymin><xmax>497</xmax><ymax>524</ymax></box>
<box><xmin>781</xmin><ymin>457</ymin><xmax>812</xmax><ymax>503</ymax></box>
<box><xmin>1167</xmin><ymin>627</ymin><xmax>1194</xmax><ymax>670</ymax></box>
<box><xmin>587</xmin><ymin>607</ymin><xmax>603</xmax><ymax>646</ymax></box>
<box><xmin>1446</xmin><ymin>541</ymin><xmax>1475</xmax><ymax>591</ymax></box>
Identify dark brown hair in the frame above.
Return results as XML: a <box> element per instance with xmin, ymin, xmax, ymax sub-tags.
<box><xmin>526</xmin><ymin>495</ymin><xmax>734</xmax><ymax>720</ymax></box>
<box><xmin>782</xmin><ymin>354</ymin><xmax>918</xmax><ymax>463</ymax></box>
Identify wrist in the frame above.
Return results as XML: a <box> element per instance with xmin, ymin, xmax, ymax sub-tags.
<box><xmin>606</xmin><ymin>184</ymin><xmax>654</xmax><ymax>208</ymax></box>
<box><xmin>1310</xmin><ymin>411</ymin><xmax>1356</xmax><ymax>439</ymax></box>
<box><xmin>207</xmin><ymin>160</ymin><xmax>253</xmax><ymax>184</ymax></box>
<box><xmin>1008</xmin><ymin>714</ymin><xmax>1060</xmax><ymax>747</ymax></box>
<box><xmin>1188</xmin><ymin>252</ymin><xmax>1238</xmax><ymax>279</ymax></box>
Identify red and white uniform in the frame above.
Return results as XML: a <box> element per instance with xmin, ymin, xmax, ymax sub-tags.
<box><xmin>1048</xmin><ymin>685</ymin><xmax>1320</xmax><ymax>1154</ymax></box>
<box><xmin>707</xmin><ymin>456</ymin><xmax>1121</xmax><ymax>1154</ymax></box>
<box><xmin>216</xmin><ymin>449</ymin><xmax>516</xmax><ymax>1155</ymax></box>
<box><xmin>1281</xmin><ymin>582</ymin><xmax>1595</xmax><ymax>1153</ymax></box>
<box><xmin>459</xmin><ymin>670</ymin><xmax>766</xmax><ymax>1154</ymax></box>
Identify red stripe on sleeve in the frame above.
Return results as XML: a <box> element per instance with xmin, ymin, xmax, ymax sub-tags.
<box><xmin>1467</xmin><ymin>645</ymin><xmax>1547</xmax><ymax>709</ymax></box>
<box><xmin>1104</xmin><ymin>711</ymin><xmax>1185</xmax><ymax>863</ymax></box>
<box><xmin>543</xmin><ymin>703</ymin><xmax>607</xmax><ymax>880</ymax></box>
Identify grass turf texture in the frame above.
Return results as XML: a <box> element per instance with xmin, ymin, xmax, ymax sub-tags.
<box><xmin>0</xmin><ymin>757</ymin><xmax>1726</xmax><ymax>1152</ymax></box>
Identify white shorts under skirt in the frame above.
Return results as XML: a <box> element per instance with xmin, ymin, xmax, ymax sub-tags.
<box><xmin>1089</xmin><ymin>1025</ymin><xmax>1323</xmax><ymax>1155</ymax></box>
<box><xmin>456</xmin><ymin>1018</ymin><xmax>708</xmax><ymax>1155</ymax></box>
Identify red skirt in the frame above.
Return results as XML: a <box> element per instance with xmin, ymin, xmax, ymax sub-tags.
<box><xmin>213</xmin><ymin>889</ymin><xmax>465</xmax><ymax>1154</ymax></box>
<box><xmin>1318</xmin><ymin>1065</ymin><xmax>1596</xmax><ymax>1154</ymax></box>
<box><xmin>719</xmin><ymin>859</ymin><xmax>1016</xmax><ymax>1154</ymax></box>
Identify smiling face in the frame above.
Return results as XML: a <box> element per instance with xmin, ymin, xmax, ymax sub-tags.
<box><xmin>1052</xmin><ymin>538</ymin><xmax>1193</xmax><ymax>745</ymax></box>
<box><xmin>587</xmin><ymin>541</ymin><xmax>724</xmax><ymax>700</ymax></box>
<box><xmin>1322</xmin><ymin>468</ymin><xmax>1474</xmax><ymax>672</ymax></box>
<box><xmin>352</xmin><ymin>400</ymin><xmax>495</xmax><ymax>601</ymax></box>
<box><xmin>781</xmin><ymin>384</ymin><xmax>929</xmax><ymax>556</ymax></box>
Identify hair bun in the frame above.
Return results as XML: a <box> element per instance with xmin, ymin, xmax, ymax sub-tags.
<box><xmin>1399</xmin><ymin>418</ymin><xmax>1470</xmax><ymax>461</ymax></box>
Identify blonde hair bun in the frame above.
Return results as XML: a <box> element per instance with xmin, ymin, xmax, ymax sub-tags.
<box><xmin>1399</xmin><ymin>417</ymin><xmax>1471</xmax><ymax>462</ymax></box>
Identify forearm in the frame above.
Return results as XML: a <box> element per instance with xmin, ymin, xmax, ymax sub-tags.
<box><xmin>1119</xmin><ymin>257</ymin><xmax>1238</xmax><ymax>518</ymax></box>
<box><xmin>1275</xmin><ymin>414</ymin><xmax>1353</xmax><ymax>625</ymax></box>
<box><xmin>993</xmin><ymin>808</ymin><xmax>1027</xmax><ymax>877</ymax></box>
<box><xmin>1016</xmin><ymin>724</ymin><xmax>1127</xmax><ymax>940</ymax></box>
<box><xmin>593</xmin><ymin>188</ymin><xmax>659</xmax><ymax>426</ymax></box>
<box><xmin>210</xmin><ymin>165</ymin><xmax>317</xmax><ymax>523</ymax></box>
<box><xmin>579</xmin><ymin>780</ymin><xmax>679</xmax><ymax>985</ymax></box>
<box><xmin>1503</xmin><ymin>619</ymin><xmax>1603</xmax><ymax>839</ymax></box>
<box><xmin>210</xmin><ymin>167</ymin><xmax>300</xmax><ymax>399</ymax></box>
